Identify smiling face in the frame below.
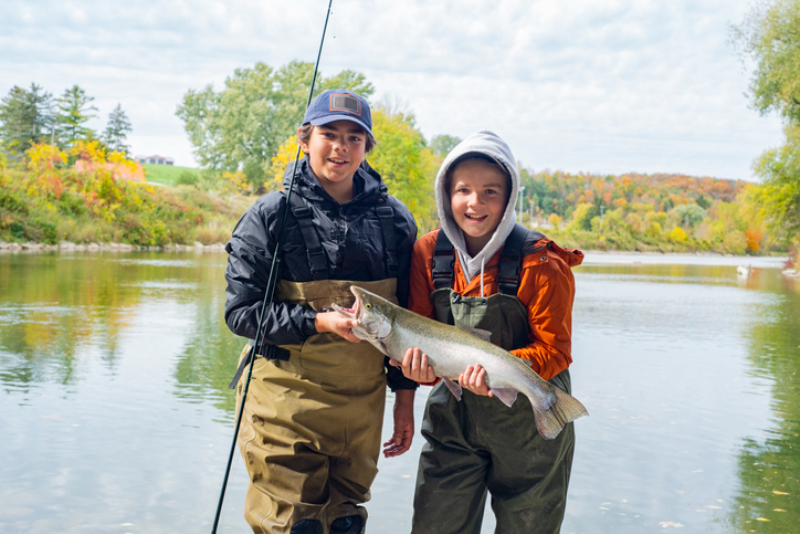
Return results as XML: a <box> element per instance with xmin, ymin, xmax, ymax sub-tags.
<box><xmin>449</xmin><ymin>158</ymin><xmax>510</xmax><ymax>255</ymax></box>
<box><xmin>298</xmin><ymin>120</ymin><xmax>368</xmax><ymax>203</ymax></box>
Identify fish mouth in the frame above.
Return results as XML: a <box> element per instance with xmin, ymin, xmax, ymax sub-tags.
<box><xmin>332</xmin><ymin>286</ymin><xmax>363</xmax><ymax>321</ymax></box>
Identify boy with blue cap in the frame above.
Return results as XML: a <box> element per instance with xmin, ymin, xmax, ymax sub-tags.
<box><xmin>225</xmin><ymin>89</ymin><xmax>418</xmax><ymax>534</ymax></box>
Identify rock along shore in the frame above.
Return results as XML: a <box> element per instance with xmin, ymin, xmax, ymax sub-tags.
<box><xmin>0</xmin><ymin>241</ymin><xmax>227</xmax><ymax>253</ymax></box>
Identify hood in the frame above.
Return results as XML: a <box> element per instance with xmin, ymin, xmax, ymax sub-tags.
<box><xmin>435</xmin><ymin>130</ymin><xmax>520</xmax><ymax>283</ymax></box>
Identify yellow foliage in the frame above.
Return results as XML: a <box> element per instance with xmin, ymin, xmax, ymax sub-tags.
<box><xmin>548</xmin><ymin>213</ymin><xmax>562</xmax><ymax>230</ymax></box>
<box><xmin>26</xmin><ymin>143</ymin><xmax>67</xmax><ymax>171</ymax></box>
<box><xmin>270</xmin><ymin>137</ymin><xmax>304</xmax><ymax>192</ymax></box>
<box><xmin>220</xmin><ymin>170</ymin><xmax>250</xmax><ymax>195</ymax></box>
<box><xmin>369</xmin><ymin>108</ymin><xmax>437</xmax><ymax>230</ymax></box>
<box><xmin>669</xmin><ymin>226</ymin><xmax>688</xmax><ymax>242</ymax></box>
<box><xmin>70</xmin><ymin>140</ymin><xmax>107</xmax><ymax>164</ymax></box>
<box><xmin>108</xmin><ymin>149</ymin><xmax>141</xmax><ymax>176</ymax></box>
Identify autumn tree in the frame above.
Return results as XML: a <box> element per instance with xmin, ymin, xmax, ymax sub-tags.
<box><xmin>0</xmin><ymin>83</ymin><xmax>54</xmax><ymax>153</ymax></box>
<box><xmin>369</xmin><ymin>107</ymin><xmax>438</xmax><ymax>231</ymax></box>
<box><xmin>102</xmin><ymin>104</ymin><xmax>133</xmax><ymax>154</ymax></box>
<box><xmin>176</xmin><ymin>61</ymin><xmax>373</xmax><ymax>188</ymax></box>
<box><xmin>733</xmin><ymin>0</ymin><xmax>800</xmax><ymax>257</ymax></box>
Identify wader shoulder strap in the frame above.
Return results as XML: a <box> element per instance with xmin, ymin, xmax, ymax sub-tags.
<box><xmin>287</xmin><ymin>192</ymin><xmax>329</xmax><ymax>280</ymax></box>
<box><xmin>431</xmin><ymin>225</ymin><xmax>530</xmax><ymax>294</ymax></box>
<box><xmin>497</xmin><ymin>224</ymin><xmax>529</xmax><ymax>295</ymax></box>
<box><xmin>375</xmin><ymin>202</ymin><xmax>398</xmax><ymax>278</ymax></box>
<box><xmin>431</xmin><ymin>229</ymin><xmax>455</xmax><ymax>290</ymax></box>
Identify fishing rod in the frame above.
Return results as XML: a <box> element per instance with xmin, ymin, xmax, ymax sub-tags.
<box><xmin>210</xmin><ymin>1</ymin><xmax>334</xmax><ymax>531</ymax></box>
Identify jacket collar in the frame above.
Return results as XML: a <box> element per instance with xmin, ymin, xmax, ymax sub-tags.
<box><xmin>282</xmin><ymin>158</ymin><xmax>386</xmax><ymax>205</ymax></box>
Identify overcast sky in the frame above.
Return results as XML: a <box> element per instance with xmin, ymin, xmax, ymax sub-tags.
<box><xmin>0</xmin><ymin>0</ymin><xmax>784</xmax><ymax>180</ymax></box>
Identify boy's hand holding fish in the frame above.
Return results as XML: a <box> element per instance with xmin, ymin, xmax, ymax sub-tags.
<box><xmin>391</xmin><ymin>348</ymin><xmax>492</xmax><ymax>397</ymax></box>
<box><xmin>314</xmin><ymin>311</ymin><xmax>361</xmax><ymax>343</ymax></box>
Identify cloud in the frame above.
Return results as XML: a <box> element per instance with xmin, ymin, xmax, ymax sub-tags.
<box><xmin>0</xmin><ymin>0</ymin><xmax>784</xmax><ymax>177</ymax></box>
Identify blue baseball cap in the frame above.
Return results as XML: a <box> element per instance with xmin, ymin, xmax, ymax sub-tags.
<box><xmin>303</xmin><ymin>89</ymin><xmax>374</xmax><ymax>137</ymax></box>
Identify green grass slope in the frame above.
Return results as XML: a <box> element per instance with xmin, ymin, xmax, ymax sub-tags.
<box><xmin>142</xmin><ymin>164</ymin><xmax>200</xmax><ymax>186</ymax></box>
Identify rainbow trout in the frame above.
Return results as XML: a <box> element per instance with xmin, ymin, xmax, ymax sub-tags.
<box><xmin>333</xmin><ymin>286</ymin><xmax>588</xmax><ymax>439</ymax></box>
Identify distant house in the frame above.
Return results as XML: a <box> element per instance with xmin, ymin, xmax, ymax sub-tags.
<box><xmin>136</xmin><ymin>155</ymin><xmax>174</xmax><ymax>165</ymax></box>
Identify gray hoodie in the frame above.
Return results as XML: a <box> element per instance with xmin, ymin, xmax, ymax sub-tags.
<box><xmin>435</xmin><ymin>130</ymin><xmax>520</xmax><ymax>292</ymax></box>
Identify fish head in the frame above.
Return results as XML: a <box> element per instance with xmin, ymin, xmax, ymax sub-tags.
<box><xmin>330</xmin><ymin>286</ymin><xmax>394</xmax><ymax>341</ymax></box>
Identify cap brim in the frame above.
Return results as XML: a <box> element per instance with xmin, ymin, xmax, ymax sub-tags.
<box><xmin>309</xmin><ymin>114</ymin><xmax>374</xmax><ymax>138</ymax></box>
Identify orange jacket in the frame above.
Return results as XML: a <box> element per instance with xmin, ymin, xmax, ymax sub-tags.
<box><xmin>408</xmin><ymin>229</ymin><xmax>583</xmax><ymax>381</ymax></box>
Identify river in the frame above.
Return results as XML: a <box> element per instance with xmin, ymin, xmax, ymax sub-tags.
<box><xmin>0</xmin><ymin>251</ymin><xmax>798</xmax><ymax>533</ymax></box>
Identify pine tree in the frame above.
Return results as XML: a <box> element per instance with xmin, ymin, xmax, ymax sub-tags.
<box><xmin>0</xmin><ymin>83</ymin><xmax>54</xmax><ymax>153</ymax></box>
<box><xmin>102</xmin><ymin>104</ymin><xmax>132</xmax><ymax>154</ymax></box>
<box><xmin>56</xmin><ymin>85</ymin><xmax>97</xmax><ymax>145</ymax></box>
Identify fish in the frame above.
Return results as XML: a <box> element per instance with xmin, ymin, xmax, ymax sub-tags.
<box><xmin>333</xmin><ymin>285</ymin><xmax>588</xmax><ymax>439</ymax></box>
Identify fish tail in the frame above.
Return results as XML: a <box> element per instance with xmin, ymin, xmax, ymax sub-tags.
<box><xmin>532</xmin><ymin>387</ymin><xmax>589</xmax><ymax>440</ymax></box>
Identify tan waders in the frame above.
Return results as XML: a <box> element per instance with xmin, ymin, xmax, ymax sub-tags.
<box><xmin>235</xmin><ymin>278</ymin><xmax>397</xmax><ymax>534</ymax></box>
<box><xmin>411</xmin><ymin>284</ymin><xmax>575</xmax><ymax>534</ymax></box>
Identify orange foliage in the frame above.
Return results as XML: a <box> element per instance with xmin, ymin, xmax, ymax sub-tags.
<box><xmin>745</xmin><ymin>228</ymin><xmax>763</xmax><ymax>252</ymax></box>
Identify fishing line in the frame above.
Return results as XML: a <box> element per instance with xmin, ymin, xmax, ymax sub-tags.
<box><xmin>211</xmin><ymin>1</ymin><xmax>334</xmax><ymax>531</ymax></box>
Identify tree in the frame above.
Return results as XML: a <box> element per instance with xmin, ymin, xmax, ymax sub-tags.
<box><xmin>671</xmin><ymin>203</ymin><xmax>706</xmax><ymax>228</ymax></box>
<box><xmin>732</xmin><ymin>0</ymin><xmax>800</xmax><ymax>122</ymax></box>
<box><xmin>429</xmin><ymin>134</ymin><xmax>462</xmax><ymax>157</ymax></box>
<box><xmin>751</xmin><ymin>123</ymin><xmax>800</xmax><ymax>244</ymax></box>
<box><xmin>176</xmin><ymin>61</ymin><xmax>374</xmax><ymax>188</ymax></box>
<box><xmin>102</xmin><ymin>104</ymin><xmax>132</xmax><ymax>154</ymax></box>
<box><xmin>695</xmin><ymin>194</ymin><xmax>711</xmax><ymax>209</ymax></box>
<box><xmin>368</xmin><ymin>107</ymin><xmax>438</xmax><ymax>231</ymax></box>
<box><xmin>733</xmin><ymin>0</ymin><xmax>800</xmax><ymax>255</ymax></box>
<box><xmin>56</xmin><ymin>85</ymin><xmax>97</xmax><ymax>145</ymax></box>
<box><xmin>0</xmin><ymin>83</ymin><xmax>54</xmax><ymax>153</ymax></box>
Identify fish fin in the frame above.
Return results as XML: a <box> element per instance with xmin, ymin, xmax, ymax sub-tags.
<box><xmin>443</xmin><ymin>377</ymin><xmax>463</xmax><ymax>401</ymax></box>
<box><xmin>531</xmin><ymin>387</ymin><xmax>589</xmax><ymax>440</ymax></box>
<box><xmin>491</xmin><ymin>387</ymin><xmax>518</xmax><ymax>407</ymax></box>
<box><xmin>462</xmin><ymin>327</ymin><xmax>492</xmax><ymax>343</ymax></box>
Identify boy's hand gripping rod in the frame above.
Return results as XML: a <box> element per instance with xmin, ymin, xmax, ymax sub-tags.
<box><xmin>211</xmin><ymin>1</ymin><xmax>334</xmax><ymax>531</ymax></box>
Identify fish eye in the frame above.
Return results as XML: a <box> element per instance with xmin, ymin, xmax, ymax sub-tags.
<box><xmin>365</xmin><ymin>303</ymin><xmax>372</xmax><ymax>309</ymax></box>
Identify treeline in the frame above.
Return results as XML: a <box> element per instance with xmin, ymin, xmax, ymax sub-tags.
<box><xmin>0</xmin><ymin>83</ymin><xmax>132</xmax><ymax>154</ymax></box>
<box><xmin>173</xmin><ymin>59</ymin><xmax>777</xmax><ymax>254</ymax></box>
<box><xmin>2</xmin><ymin>37</ymin><xmax>796</xmax><ymax>257</ymax></box>
<box><xmin>522</xmin><ymin>170</ymin><xmax>766</xmax><ymax>254</ymax></box>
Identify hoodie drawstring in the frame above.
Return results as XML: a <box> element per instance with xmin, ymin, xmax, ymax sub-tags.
<box><xmin>480</xmin><ymin>258</ymin><xmax>485</xmax><ymax>298</ymax></box>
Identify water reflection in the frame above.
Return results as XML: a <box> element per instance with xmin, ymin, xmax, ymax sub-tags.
<box><xmin>727</xmin><ymin>276</ymin><xmax>800</xmax><ymax>533</ymax></box>
<box><xmin>1</xmin><ymin>252</ymin><xmax>798</xmax><ymax>533</ymax></box>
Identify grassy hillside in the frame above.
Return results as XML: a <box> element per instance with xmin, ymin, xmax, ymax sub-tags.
<box><xmin>142</xmin><ymin>164</ymin><xmax>201</xmax><ymax>186</ymax></box>
<box><xmin>1</xmin><ymin>143</ymin><xmax>251</xmax><ymax>246</ymax></box>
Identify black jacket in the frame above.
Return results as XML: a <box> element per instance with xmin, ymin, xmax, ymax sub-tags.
<box><xmin>225</xmin><ymin>158</ymin><xmax>418</xmax><ymax>390</ymax></box>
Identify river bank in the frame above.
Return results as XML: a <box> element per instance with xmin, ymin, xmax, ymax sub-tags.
<box><xmin>0</xmin><ymin>240</ymin><xmax>227</xmax><ymax>253</ymax></box>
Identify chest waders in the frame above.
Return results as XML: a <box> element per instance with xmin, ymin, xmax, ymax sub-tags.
<box><xmin>234</xmin><ymin>194</ymin><xmax>398</xmax><ymax>534</ymax></box>
<box><xmin>411</xmin><ymin>225</ymin><xmax>576</xmax><ymax>534</ymax></box>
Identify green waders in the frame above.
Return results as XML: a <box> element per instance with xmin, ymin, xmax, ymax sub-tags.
<box><xmin>235</xmin><ymin>278</ymin><xmax>397</xmax><ymax>534</ymax></box>
<box><xmin>411</xmin><ymin>287</ymin><xmax>575</xmax><ymax>534</ymax></box>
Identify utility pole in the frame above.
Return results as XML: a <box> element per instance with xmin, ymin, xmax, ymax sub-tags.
<box><xmin>518</xmin><ymin>186</ymin><xmax>525</xmax><ymax>224</ymax></box>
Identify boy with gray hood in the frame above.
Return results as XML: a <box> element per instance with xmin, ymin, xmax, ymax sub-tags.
<box><xmin>395</xmin><ymin>130</ymin><xmax>583</xmax><ymax>533</ymax></box>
